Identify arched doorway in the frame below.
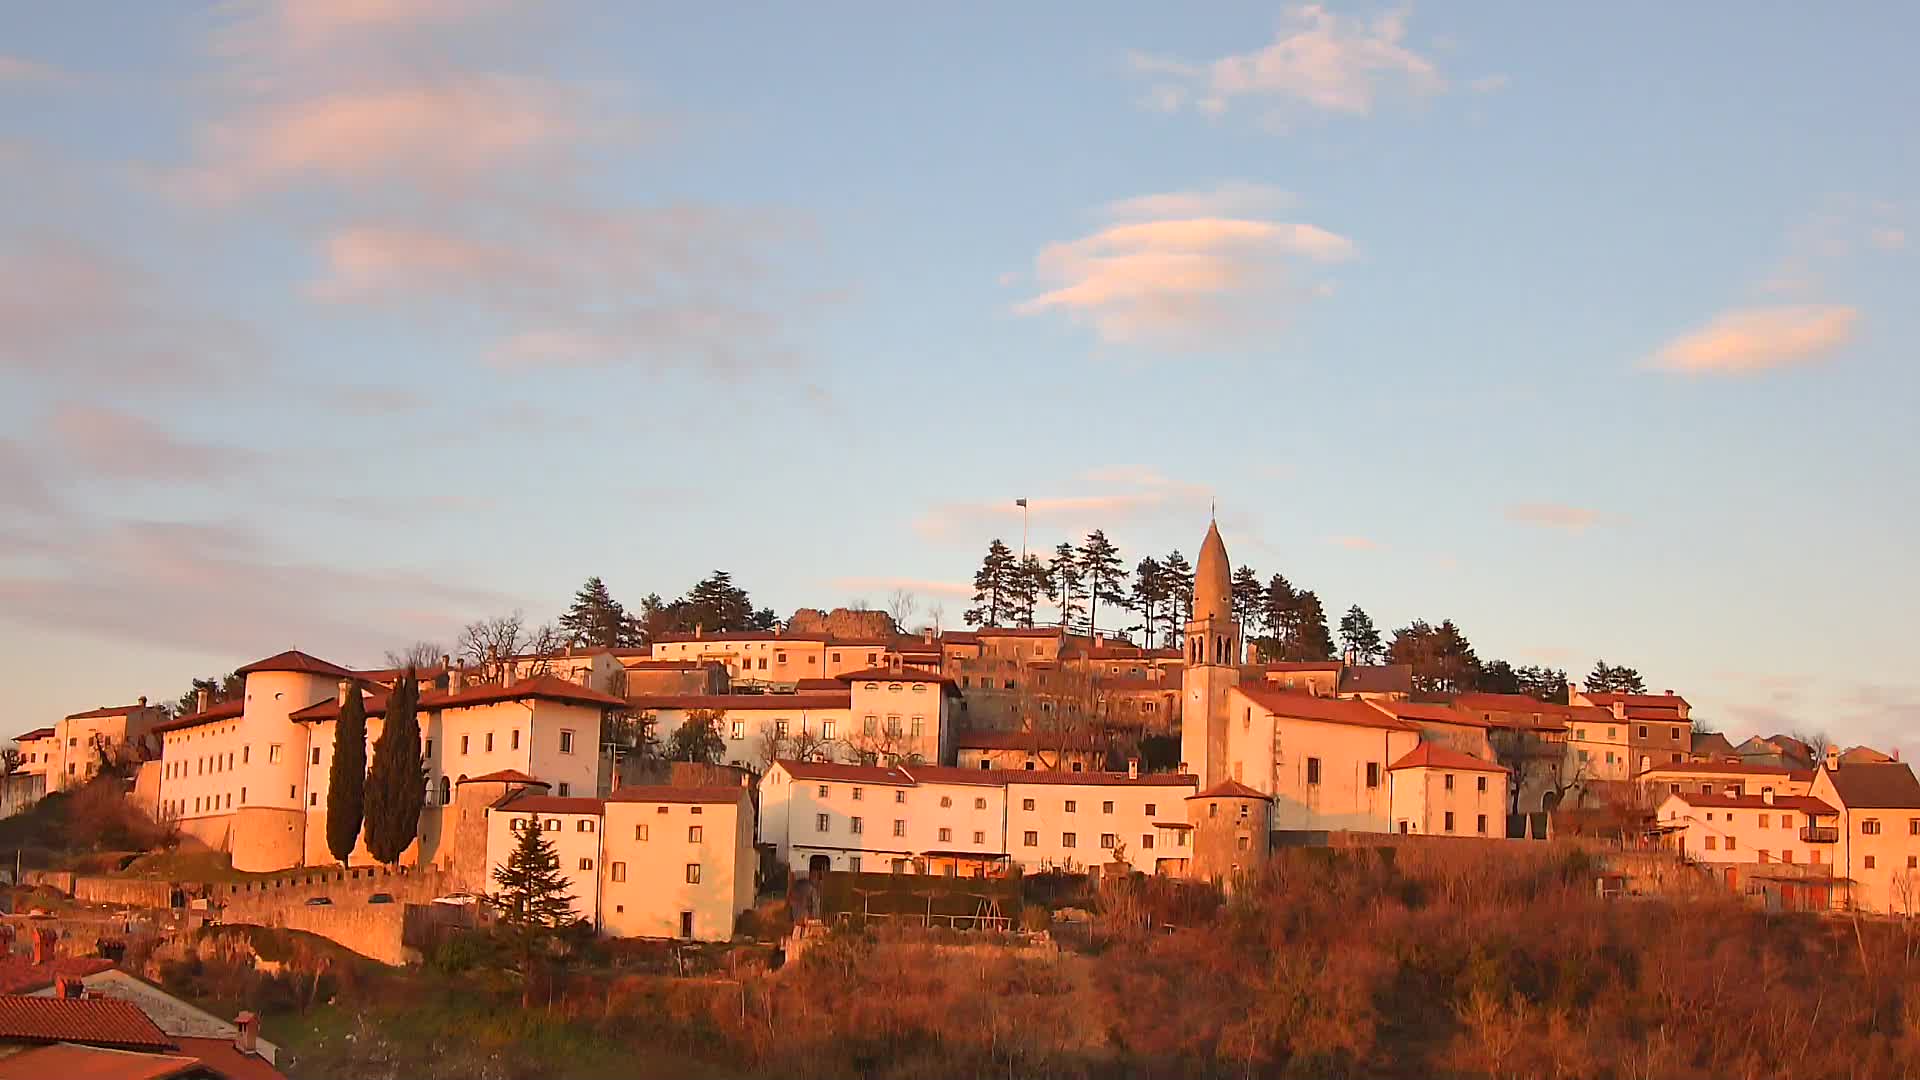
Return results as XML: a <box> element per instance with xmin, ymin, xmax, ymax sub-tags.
<box><xmin>808</xmin><ymin>854</ymin><xmax>831</xmax><ymax>879</ymax></box>
<box><xmin>441</xmin><ymin>776</ymin><xmax>453</xmax><ymax>805</ymax></box>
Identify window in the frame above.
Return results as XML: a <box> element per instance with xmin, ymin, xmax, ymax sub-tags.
<box><xmin>938</xmin><ymin>827</ymin><xmax>952</xmax><ymax>842</ymax></box>
<box><xmin>425</xmin><ymin>739</ymin><xmax>433</xmax><ymax>756</ymax></box>
<box><xmin>611</xmin><ymin>862</ymin><xmax>626</xmax><ymax>882</ymax></box>
<box><xmin>1065</xmin><ymin>800</ymin><xmax>1078</xmax><ymax>813</ymax></box>
<box><xmin>1607</xmin><ymin>727</ymin><xmax>1616</xmax><ymax>739</ymax></box>
<box><xmin>1100</xmin><ymin>833</ymin><xmax>1117</xmax><ymax>849</ymax></box>
<box><xmin>309</xmin><ymin>793</ymin><xmax>318</xmax><ymax>806</ymax></box>
<box><xmin>822</xmin><ymin>721</ymin><xmax>836</xmax><ymax>740</ymax></box>
<box><xmin>1444</xmin><ymin>811</ymin><xmax>1455</xmax><ymax>833</ymax></box>
<box><xmin>972</xmin><ymin>830</ymin><xmax>985</xmax><ymax>844</ymax></box>
<box><xmin>1023</xmin><ymin>830</ymin><xmax>1038</xmax><ymax>847</ymax></box>
<box><xmin>1638</xmin><ymin>725</ymin><xmax>1648</xmax><ymax>739</ymax></box>
<box><xmin>460</xmin><ymin>735</ymin><xmax>470</xmax><ymax>755</ymax></box>
<box><xmin>1476</xmin><ymin>776</ymin><xmax>1487</xmax><ymax>793</ymax></box>
<box><xmin>1759</xmin><ymin>814</ymin><xmax>1770</xmax><ymax>828</ymax></box>
<box><xmin>1366</xmin><ymin>763</ymin><xmax>1380</xmax><ymax>789</ymax></box>
<box><xmin>1062</xmin><ymin>833</ymin><xmax>1077</xmax><ymax>848</ymax></box>
<box><xmin>776</xmin><ymin>651</ymin><xmax>787</xmax><ymax>664</ymax></box>
<box><xmin>578</xmin><ymin>819</ymin><xmax>594</xmax><ymax>833</ymax></box>
<box><xmin>1444</xmin><ymin>774</ymin><xmax>1455</xmax><ymax>791</ymax></box>
<box><xmin>911</xmin><ymin>716</ymin><xmax>925</xmax><ymax>737</ymax></box>
<box><xmin>1863</xmin><ymin>819</ymin><xmax>1882</xmax><ymax>835</ymax></box>
<box><xmin>485</xmin><ymin>732</ymin><xmax>495</xmax><ymax>753</ymax></box>
<box><xmin>1865</xmin><ymin>855</ymin><xmax>1877</xmax><ymax>870</ymax></box>
<box><xmin>1476</xmin><ymin>814</ymin><xmax>1487</xmax><ymax>834</ymax></box>
<box><xmin>311</xmin><ymin>747</ymin><xmax>321</xmax><ymax>765</ymax></box>
<box><xmin>851</xmin><ymin>817</ymin><xmax>864</xmax><ymax>834</ymax></box>
<box><xmin>892</xmin><ymin>819</ymin><xmax>906</xmax><ymax>837</ymax></box>
<box><xmin>1306</xmin><ymin>757</ymin><xmax>1321</xmax><ymax>785</ymax></box>
<box><xmin>775</xmin><ymin>720</ymin><xmax>789</xmax><ymax>740</ymax></box>
<box><xmin>975</xmin><ymin>797</ymin><xmax>987</xmax><ymax>810</ymax></box>
<box><xmin>544</xmin><ymin>818</ymin><xmax>559</xmax><ymax>831</ymax></box>
<box><xmin>757</xmin><ymin>658</ymin><xmax>767</xmax><ymax>670</ymax></box>
<box><xmin>885</xmin><ymin>716</ymin><xmax>902</xmax><ymax>736</ymax></box>
<box><xmin>894</xmin><ymin>790</ymin><xmax>906</xmax><ymax>804</ymax></box>
<box><xmin>1671</xmin><ymin>728</ymin><xmax>1680</xmax><ymax>741</ymax></box>
<box><xmin>863</xmin><ymin>716</ymin><xmax>877</xmax><ymax>736</ymax></box>
<box><xmin>730</xmin><ymin>720</ymin><xmax>745</xmax><ymax>740</ymax></box>
<box><xmin>689</xmin><ymin>825</ymin><xmax>703</xmax><ymax>842</ymax></box>
<box><xmin>558</xmin><ymin>783</ymin><xmax>570</xmax><ymax>797</ymax></box>
<box><xmin>636</xmin><ymin>824</ymin><xmax>649</xmax><ymax>841</ymax></box>
<box><xmin>559</xmin><ymin>730</ymin><xmax>575</xmax><ymax>754</ymax></box>
<box><xmin>1810</xmin><ymin>849</ymin><xmax>1823</xmax><ymax>865</ymax></box>
<box><xmin>1704</xmin><ymin>835</ymin><xmax>1717</xmax><ymax>850</ymax></box>
<box><xmin>268</xmin><ymin>744</ymin><xmax>282</xmax><ymax>764</ymax></box>
<box><xmin>853</xmin><ymin>787</ymin><xmax>865</xmax><ymax>801</ymax></box>
<box><xmin>512</xmin><ymin>729</ymin><xmax>520</xmax><ymax>750</ymax></box>
<box><xmin>579</xmin><ymin>857</ymin><xmax>593</xmax><ymax>871</ymax></box>
<box><xmin>1910</xmin><ymin>819</ymin><xmax>1920</xmax><ymax>836</ymax></box>
<box><xmin>686</xmin><ymin>864</ymin><xmax>702</xmax><ymax>884</ymax></box>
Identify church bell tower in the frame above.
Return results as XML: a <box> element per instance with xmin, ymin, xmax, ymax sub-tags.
<box><xmin>1180</xmin><ymin>520</ymin><xmax>1241</xmax><ymax>787</ymax></box>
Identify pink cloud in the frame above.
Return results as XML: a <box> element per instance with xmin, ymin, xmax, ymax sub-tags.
<box><xmin>1326</xmin><ymin>535</ymin><xmax>1381</xmax><ymax>551</ymax></box>
<box><xmin>0</xmin><ymin>55</ymin><xmax>60</xmax><ymax>83</ymax></box>
<box><xmin>1650</xmin><ymin>305</ymin><xmax>1858</xmax><ymax>374</ymax></box>
<box><xmin>1503</xmin><ymin>503</ymin><xmax>1610</xmax><ymax>533</ymax></box>
<box><xmin>43</xmin><ymin>404</ymin><xmax>257</xmax><ymax>483</ymax></box>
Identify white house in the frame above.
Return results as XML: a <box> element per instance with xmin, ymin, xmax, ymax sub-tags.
<box><xmin>1386</xmin><ymin>742</ymin><xmax>1509</xmax><ymax>837</ymax></box>
<box><xmin>1221</xmin><ymin>686</ymin><xmax>1422</xmax><ymax>834</ymax></box>
<box><xmin>487</xmin><ymin>792</ymin><xmax>607</xmax><ymax>927</ymax></box>
<box><xmin>760</xmin><ymin>759</ymin><xmax>1008</xmax><ymax>876</ymax></box>
<box><xmin>1003</xmin><ymin>770</ymin><xmax>1197</xmax><ymax>873</ymax></box>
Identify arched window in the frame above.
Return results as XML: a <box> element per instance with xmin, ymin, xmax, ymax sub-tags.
<box><xmin>438</xmin><ymin>776</ymin><xmax>451</xmax><ymax>804</ymax></box>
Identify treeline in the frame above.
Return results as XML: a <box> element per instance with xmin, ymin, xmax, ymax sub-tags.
<box><xmin>965</xmin><ymin>534</ymin><xmax>1650</xmax><ymax>701</ymax></box>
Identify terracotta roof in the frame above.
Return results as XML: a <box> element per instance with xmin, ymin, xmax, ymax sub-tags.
<box><xmin>1688</xmin><ymin>731</ymin><xmax>1738</xmax><ymax>759</ymax></box>
<box><xmin>973</xmin><ymin>627</ymin><xmax>1065</xmax><ymax>639</ymax></box>
<box><xmin>456</xmin><ymin>769</ymin><xmax>548</xmax><ymax>786</ymax></box>
<box><xmin>151</xmin><ymin>700</ymin><xmax>245</xmax><ymax>735</ymax></box>
<box><xmin>792</xmin><ymin>678</ymin><xmax>844</xmax><ymax>691</ymax></box>
<box><xmin>773</xmin><ymin>759</ymin><xmax>916</xmax><ymax>785</ymax></box>
<box><xmin>1002</xmin><ymin>770</ymin><xmax>1196</xmax><ymax>788</ymax></box>
<box><xmin>1368</xmin><ymin>700</ymin><xmax>1484</xmax><ymax>726</ymax></box>
<box><xmin>621</xmin><ymin>659</ymin><xmax>724</xmax><ymax>670</ymax></box>
<box><xmin>1388</xmin><ymin>743</ymin><xmax>1509</xmax><ymax>773</ymax></box>
<box><xmin>1584</xmin><ymin>691</ymin><xmax>1690</xmax><ymax>709</ymax></box>
<box><xmin>1258</xmin><ymin>661</ymin><xmax>1343</xmax><ymax>673</ymax></box>
<box><xmin>940</xmin><ymin>631</ymin><xmax>980</xmax><ymax>645</ymax></box>
<box><xmin>1450</xmin><ymin>692</ymin><xmax>1574</xmax><ymax>717</ymax></box>
<box><xmin>288</xmin><ymin>686</ymin><xmax>390</xmax><ymax>723</ymax></box>
<box><xmin>294</xmin><ymin>676</ymin><xmax>624</xmax><ymax>721</ymax></box>
<box><xmin>63</xmin><ymin>704</ymin><xmax>154</xmax><ymax>721</ymax></box>
<box><xmin>1840</xmin><ymin>746</ymin><xmax>1897</xmax><ymax>764</ymax></box>
<box><xmin>352</xmin><ymin>663</ymin><xmax>448</xmax><ymax>684</ymax></box>
<box><xmin>0</xmin><ymin>993</ymin><xmax>174</xmax><ymax>1050</ymax></box>
<box><xmin>1235</xmin><ymin>686</ymin><xmax>1419</xmax><ymax>732</ymax></box>
<box><xmin>171</xmin><ymin>1036</ymin><xmax>288</xmax><ymax>1080</ymax></box>
<box><xmin>1824</xmin><ymin>763</ymin><xmax>1920</xmax><ymax>809</ymax></box>
<box><xmin>497</xmin><ymin>793</ymin><xmax>606</xmax><ymax>815</ymax></box>
<box><xmin>1642</xmin><ymin>761</ymin><xmax>1812</xmax><ymax>780</ymax></box>
<box><xmin>652</xmin><ymin>630</ymin><xmax>834</xmax><ymax>644</ymax></box>
<box><xmin>0</xmin><ymin>1043</ymin><xmax>203</xmax><ymax>1080</ymax></box>
<box><xmin>606</xmin><ymin>785</ymin><xmax>748</xmax><ymax>805</ymax></box>
<box><xmin>627</xmin><ymin>693</ymin><xmax>851</xmax><ymax>712</ymax></box>
<box><xmin>13</xmin><ymin>727</ymin><xmax>55</xmax><ymax>742</ymax></box>
<box><xmin>0</xmin><ymin>957</ymin><xmax>115</xmax><ymax>995</ymax></box>
<box><xmin>1188</xmin><ymin>779</ymin><xmax>1272</xmax><ymax>801</ymax></box>
<box><xmin>898</xmin><ymin>764</ymin><xmax>1016</xmax><ymax>787</ymax></box>
<box><xmin>233</xmin><ymin>650</ymin><xmax>354</xmax><ymax>678</ymax></box>
<box><xmin>1337</xmin><ymin>664</ymin><xmax>1413</xmax><ymax>695</ymax></box>
<box><xmin>836</xmin><ymin>667</ymin><xmax>958</xmax><ymax>688</ymax></box>
<box><xmin>953</xmin><ymin>729</ymin><xmax>1106</xmax><ymax>752</ymax></box>
<box><xmin>1664</xmin><ymin>792</ymin><xmax>1836</xmax><ymax>814</ymax></box>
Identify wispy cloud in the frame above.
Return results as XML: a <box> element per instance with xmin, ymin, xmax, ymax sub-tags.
<box><xmin>0</xmin><ymin>55</ymin><xmax>63</xmax><ymax>84</ymax></box>
<box><xmin>1327</xmin><ymin>534</ymin><xmax>1382</xmax><ymax>551</ymax></box>
<box><xmin>42</xmin><ymin>404</ymin><xmax>258</xmax><ymax>484</ymax></box>
<box><xmin>1503</xmin><ymin>503</ymin><xmax>1615</xmax><ymax>533</ymax></box>
<box><xmin>1103</xmin><ymin>182</ymin><xmax>1295</xmax><ymax>220</ymax></box>
<box><xmin>1649</xmin><ymin>305</ymin><xmax>1858</xmax><ymax>375</ymax></box>
<box><xmin>1131</xmin><ymin>5</ymin><xmax>1446</xmax><ymax>126</ymax></box>
<box><xmin>1014</xmin><ymin>191</ymin><xmax>1353</xmax><ymax>347</ymax></box>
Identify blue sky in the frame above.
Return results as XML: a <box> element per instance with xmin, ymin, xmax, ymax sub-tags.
<box><xmin>1</xmin><ymin>3</ymin><xmax>1914</xmax><ymax>751</ymax></box>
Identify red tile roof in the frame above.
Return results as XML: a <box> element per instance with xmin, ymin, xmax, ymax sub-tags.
<box><xmin>288</xmin><ymin>686</ymin><xmax>391</xmax><ymax>723</ymax></box>
<box><xmin>1001</xmin><ymin>770</ymin><xmax>1196</xmax><ymax>787</ymax></box>
<box><xmin>1664</xmin><ymin>792</ymin><xmax>1836</xmax><ymax>814</ymax></box>
<box><xmin>652</xmin><ymin>630</ymin><xmax>835</xmax><ymax>644</ymax></box>
<box><xmin>621</xmin><ymin>659</ymin><xmax>725</xmax><ymax>670</ymax></box>
<box><xmin>171</xmin><ymin>1036</ymin><xmax>288</xmax><ymax>1080</ymax></box>
<box><xmin>1368</xmin><ymin>701</ymin><xmax>1485</xmax><ymax>727</ymax></box>
<box><xmin>792</xmin><ymin>678</ymin><xmax>844</xmax><ymax>691</ymax></box>
<box><xmin>233</xmin><ymin>650</ymin><xmax>354</xmax><ymax>678</ymax></box>
<box><xmin>1584</xmin><ymin>691</ymin><xmax>1690</xmax><ymax>709</ymax></box>
<box><xmin>836</xmin><ymin>667</ymin><xmax>958</xmax><ymax>688</ymax></box>
<box><xmin>627</xmin><ymin>693</ymin><xmax>851</xmax><ymax>712</ymax></box>
<box><xmin>1258</xmin><ymin>661</ymin><xmax>1343</xmax><ymax>674</ymax></box>
<box><xmin>292</xmin><ymin>676</ymin><xmax>624</xmax><ymax>721</ymax></box>
<box><xmin>498</xmin><ymin>793</ymin><xmax>606</xmax><ymax>815</ymax></box>
<box><xmin>0</xmin><ymin>957</ymin><xmax>115</xmax><ymax>995</ymax></box>
<box><xmin>1642</xmin><ymin>761</ymin><xmax>1812</xmax><ymax>780</ymax></box>
<box><xmin>1823</xmin><ymin>763</ymin><xmax>1920</xmax><ymax>809</ymax></box>
<box><xmin>456</xmin><ymin>769</ymin><xmax>548</xmax><ymax>786</ymax></box>
<box><xmin>897</xmin><ymin>764</ymin><xmax>1015</xmax><ymax>787</ymax></box>
<box><xmin>0</xmin><ymin>993</ymin><xmax>173</xmax><ymax>1050</ymax></box>
<box><xmin>973</xmin><ymin>627</ymin><xmax>1065</xmax><ymax>639</ymax></box>
<box><xmin>606</xmin><ymin>785</ymin><xmax>750</xmax><ymax>805</ymax></box>
<box><xmin>773</xmin><ymin>759</ymin><xmax>916</xmax><ymax>785</ymax></box>
<box><xmin>63</xmin><ymin>704</ymin><xmax>153</xmax><ymax>721</ymax></box>
<box><xmin>1236</xmin><ymin>686</ymin><xmax>1419</xmax><ymax>732</ymax></box>
<box><xmin>12</xmin><ymin>727</ymin><xmax>55</xmax><ymax>742</ymax></box>
<box><xmin>0</xmin><ymin>1043</ymin><xmax>203</xmax><ymax>1080</ymax></box>
<box><xmin>1450</xmin><ymin>692</ymin><xmax>1573</xmax><ymax>716</ymax></box>
<box><xmin>150</xmin><ymin>700</ymin><xmax>245</xmax><ymax>735</ymax></box>
<box><xmin>1189</xmin><ymin>779</ymin><xmax>1272</xmax><ymax>801</ymax></box>
<box><xmin>1388</xmin><ymin>743</ymin><xmax>1509</xmax><ymax>773</ymax></box>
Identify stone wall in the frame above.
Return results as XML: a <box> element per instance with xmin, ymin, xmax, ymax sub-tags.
<box><xmin>220</xmin><ymin>864</ymin><xmax>452</xmax><ymax>923</ymax></box>
<box><xmin>73</xmin><ymin>877</ymin><xmax>175</xmax><ymax>908</ymax></box>
<box><xmin>238</xmin><ymin>902</ymin><xmax>415</xmax><ymax>966</ymax></box>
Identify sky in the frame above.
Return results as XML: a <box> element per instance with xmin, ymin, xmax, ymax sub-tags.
<box><xmin>1</xmin><ymin>3</ymin><xmax>1915</xmax><ymax>753</ymax></box>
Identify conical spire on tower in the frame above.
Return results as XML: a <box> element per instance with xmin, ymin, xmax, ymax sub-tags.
<box><xmin>1192</xmin><ymin>520</ymin><xmax>1232</xmax><ymax>625</ymax></box>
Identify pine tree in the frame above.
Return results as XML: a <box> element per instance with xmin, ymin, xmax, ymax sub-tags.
<box><xmin>1129</xmin><ymin>557</ymin><xmax>1168</xmax><ymax>649</ymax></box>
<box><xmin>1049</xmin><ymin>542</ymin><xmax>1085</xmax><ymax>631</ymax></box>
<box><xmin>1517</xmin><ymin>665</ymin><xmax>1571</xmax><ymax>703</ymax></box>
<box><xmin>558</xmin><ymin>576</ymin><xmax>641</xmax><ymax>648</ymax></box>
<box><xmin>1389</xmin><ymin>620</ymin><xmax>1483</xmax><ymax>697</ymax></box>
<box><xmin>1231</xmin><ymin>566</ymin><xmax>1264</xmax><ymax>632</ymax></box>
<box><xmin>1261</xmin><ymin>574</ymin><xmax>1299</xmax><ymax>646</ymax></box>
<box><xmin>965</xmin><ymin>539</ymin><xmax>1017</xmax><ymax>627</ymax></box>
<box><xmin>1291</xmin><ymin>590</ymin><xmax>1335</xmax><ymax>660</ymax></box>
<box><xmin>325</xmin><ymin>681</ymin><xmax>369</xmax><ymax>866</ymax></box>
<box><xmin>363</xmin><ymin>672</ymin><xmax>426</xmax><ymax>865</ymax></box>
<box><xmin>492</xmin><ymin>819</ymin><xmax>578</xmax><ymax>930</ymax></box>
<box><xmin>1007</xmin><ymin>555</ymin><xmax>1048</xmax><ymax>628</ymax></box>
<box><xmin>667</xmin><ymin>710</ymin><xmax>726</xmax><ymax>764</ymax></box>
<box><xmin>1339</xmin><ymin>605</ymin><xmax>1384</xmax><ymax>662</ymax></box>
<box><xmin>1161</xmin><ymin>550</ymin><xmax>1194</xmax><ymax>643</ymax></box>
<box><xmin>1586</xmin><ymin>660</ymin><xmax>1647</xmax><ymax>694</ymax></box>
<box><xmin>1078</xmin><ymin>530</ymin><xmax>1126</xmax><ymax>636</ymax></box>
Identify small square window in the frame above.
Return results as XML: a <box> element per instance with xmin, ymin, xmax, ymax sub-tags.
<box><xmin>636</xmin><ymin>824</ymin><xmax>649</xmax><ymax>841</ymax></box>
<box><xmin>611</xmin><ymin>862</ymin><xmax>627</xmax><ymax>882</ymax></box>
<box><xmin>578</xmin><ymin>857</ymin><xmax>593</xmax><ymax>871</ymax></box>
<box><xmin>1102</xmin><ymin>801</ymin><xmax>1114</xmax><ymax>814</ymax></box>
<box><xmin>689</xmin><ymin>825</ymin><xmax>703</xmax><ymax>842</ymax></box>
<box><xmin>1022</xmin><ymin>798</ymin><xmax>1035</xmax><ymax>811</ymax></box>
<box><xmin>1023</xmin><ymin>830</ymin><xmax>1038</xmax><ymax>846</ymax></box>
<box><xmin>686</xmin><ymin>863</ymin><xmax>702</xmax><ymax>884</ymax></box>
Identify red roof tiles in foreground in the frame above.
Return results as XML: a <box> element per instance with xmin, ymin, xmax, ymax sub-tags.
<box><xmin>233</xmin><ymin>650</ymin><xmax>354</xmax><ymax>679</ymax></box>
<box><xmin>0</xmin><ymin>1042</ymin><xmax>202</xmax><ymax>1080</ymax></box>
<box><xmin>0</xmin><ymin>993</ymin><xmax>174</xmax><ymax>1050</ymax></box>
<box><xmin>1236</xmin><ymin>686</ymin><xmax>1420</xmax><ymax>733</ymax></box>
<box><xmin>293</xmin><ymin>676</ymin><xmax>626</xmax><ymax>722</ymax></box>
<box><xmin>171</xmin><ymin>1036</ymin><xmax>288</xmax><ymax>1080</ymax></box>
<box><xmin>1189</xmin><ymin>779</ymin><xmax>1272</xmax><ymax>801</ymax></box>
<box><xmin>0</xmin><ymin>956</ymin><xmax>115</xmax><ymax>995</ymax></box>
<box><xmin>1642</xmin><ymin>761</ymin><xmax>1811</xmax><ymax>779</ymax></box>
<box><xmin>773</xmin><ymin>759</ymin><xmax>916</xmax><ymax>785</ymax></box>
<box><xmin>1388</xmin><ymin>743</ymin><xmax>1510</xmax><ymax>774</ymax></box>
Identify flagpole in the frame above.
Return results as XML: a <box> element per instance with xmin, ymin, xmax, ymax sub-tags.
<box><xmin>1016</xmin><ymin>498</ymin><xmax>1028</xmax><ymax>562</ymax></box>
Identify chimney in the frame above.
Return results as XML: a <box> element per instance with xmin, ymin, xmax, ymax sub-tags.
<box><xmin>32</xmin><ymin>928</ymin><xmax>55</xmax><ymax>965</ymax></box>
<box><xmin>1127</xmin><ymin>757</ymin><xmax>1139</xmax><ymax>780</ymax></box>
<box><xmin>1568</xmin><ymin>681</ymin><xmax>1580</xmax><ymax>700</ymax></box>
<box><xmin>503</xmin><ymin>666</ymin><xmax>518</xmax><ymax>689</ymax></box>
<box><xmin>1763</xmin><ymin>789</ymin><xmax>1776</xmax><ymax>805</ymax></box>
<box><xmin>1826</xmin><ymin>745</ymin><xmax>1840</xmax><ymax>771</ymax></box>
<box><xmin>337</xmin><ymin>680</ymin><xmax>349</xmax><ymax>707</ymax></box>
<box><xmin>1665</xmin><ymin>689</ymin><xmax>1675</xmax><ymax>697</ymax></box>
<box><xmin>234</xmin><ymin>1011</ymin><xmax>258</xmax><ymax>1055</ymax></box>
<box><xmin>54</xmin><ymin>974</ymin><xmax>85</xmax><ymax>998</ymax></box>
<box><xmin>196</xmin><ymin>688</ymin><xmax>210</xmax><ymax>713</ymax></box>
<box><xmin>1610</xmin><ymin>701</ymin><xmax>1626</xmax><ymax>720</ymax></box>
<box><xmin>136</xmin><ymin>695</ymin><xmax>147</xmax><ymax>708</ymax></box>
<box><xmin>694</xmin><ymin>624</ymin><xmax>704</xmax><ymax>639</ymax></box>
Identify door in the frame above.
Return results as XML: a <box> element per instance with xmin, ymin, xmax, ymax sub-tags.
<box><xmin>679</xmin><ymin>911</ymin><xmax>694</xmax><ymax>938</ymax></box>
<box><xmin>808</xmin><ymin>854</ymin><xmax>831</xmax><ymax>879</ymax></box>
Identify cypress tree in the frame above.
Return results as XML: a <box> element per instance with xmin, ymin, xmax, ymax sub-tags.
<box><xmin>325</xmin><ymin>680</ymin><xmax>369</xmax><ymax>866</ymax></box>
<box><xmin>363</xmin><ymin>670</ymin><xmax>426</xmax><ymax>865</ymax></box>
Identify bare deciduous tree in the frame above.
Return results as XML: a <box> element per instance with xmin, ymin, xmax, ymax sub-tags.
<box><xmin>384</xmin><ymin>640</ymin><xmax>446</xmax><ymax>669</ymax></box>
<box><xmin>887</xmin><ymin>589</ymin><xmax>917</xmax><ymax>633</ymax></box>
<box><xmin>460</xmin><ymin>612</ymin><xmax>528</xmax><ymax>667</ymax></box>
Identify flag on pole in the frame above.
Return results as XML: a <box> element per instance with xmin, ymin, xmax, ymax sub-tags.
<box><xmin>1015</xmin><ymin>498</ymin><xmax>1027</xmax><ymax>508</ymax></box>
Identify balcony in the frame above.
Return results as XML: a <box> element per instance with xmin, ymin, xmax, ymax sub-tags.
<box><xmin>1800</xmin><ymin>825</ymin><xmax>1839</xmax><ymax>843</ymax></box>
